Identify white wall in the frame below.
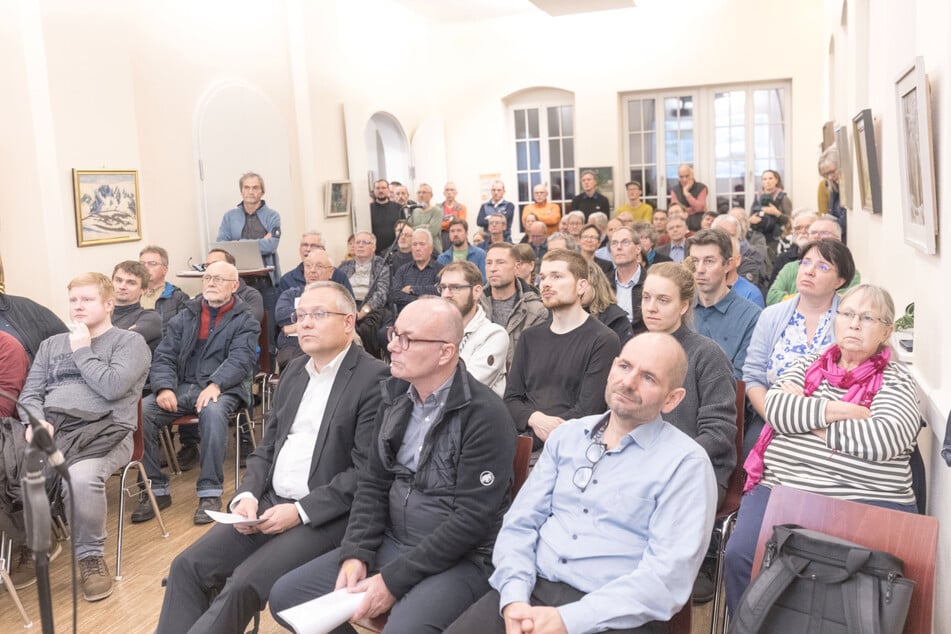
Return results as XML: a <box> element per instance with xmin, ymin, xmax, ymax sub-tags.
<box><xmin>827</xmin><ymin>0</ymin><xmax>951</xmax><ymax>628</ymax></box>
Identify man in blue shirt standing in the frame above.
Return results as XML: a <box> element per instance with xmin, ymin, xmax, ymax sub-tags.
<box><xmin>447</xmin><ymin>332</ymin><xmax>717</xmax><ymax>634</ymax></box>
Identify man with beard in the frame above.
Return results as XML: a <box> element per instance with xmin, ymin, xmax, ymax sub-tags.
<box><xmin>447</xmin><ymin>333</ymin><xmax>716</xmax><ymax>634</ymax></box>
<box><xmin>504</xmin><ymin>250</ymin><xmax>620</xmax><ymax>449</ymax></box>
<box><xmin>438</xmin><ymin>261</ymin><xmax>508</xmax><ymax>396</ymax></box>
<box><xmin>437</xmin><ymin>218</ymin><xmax>486</xmax><ymax>280</ymax></box>
<box><xmin>370</xmin><ymin>179</ymin><xmax>404</xmax><ymax>255</ymax></box>
<box><xmin>480</xmin><ymin>243</ymin><xmax>548</xmax><ymax>368</ymax></box>
<box><xmin>688</xmin><ymin>230</ymin><xmax>761</xmax><ymax>379</ymax></box>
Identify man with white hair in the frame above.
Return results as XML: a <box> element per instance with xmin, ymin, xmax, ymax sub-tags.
<box><xmin>769</xmin><ymin>210</ymin><xmax>817</xmax><ymax>285</ymax></box>
<box><xmin>275</xmin><ymin>248</ymin><xmax>340</xmax><ymax>368</ymax></box>
<box><xmin>390</xmin><ymin>228</ymin><xmax>443</xmax><ymax>314</ymax></box>
<box><xmin>765</xmin><ymin>217</ymin><xmax>862</xmax><ymax>305</ymax></box>
<box><xmin>134</xmin><ymin>260</ymin><xmax>260</xmax><ymax>525</ymax></box>
<box><xmin>409</xmin><ymin>183</ymin><xmax>442</xmax><ymax>245</ymax></box>
<box><xmin>278</xmin><ymin>231</ymin><xmax>353</xmax><ymax>295</ymax></box>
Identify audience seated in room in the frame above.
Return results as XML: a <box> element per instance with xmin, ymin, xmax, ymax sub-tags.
<box><xmin>278</xmin><ymin>231</ymin><xmax>353</xmax><ymax>295</ymax></box>
<box><xmin>110</xmin><ymin>260</ymin><xmax>163</xmax><ymax>353</ymax></box>
<box><xmin>389</xmin><ymin>229</ymin><xmax>443</xmax><ymax>315</ymax></box>
<box><xmin>447</xmin><ymin>332</ymin><xmax>716</xmax><ymax>634</ymax></box>
<box><xmin>139</xmin><ymin>245</ymin><xmax>189</xmax><ymax>336</ymax></box>
<box><xmin>582</xmin><ymin>260</ymin><xmax>633</xmax><ymax>346</ymax></box>
<box><xmin>268</xmin><ymin>297</ymin><xmax>516</xmax><ymax>633</ymax></box>
<box><xmin>505</xmin><ymin>250</ymin><xmax>621</xmax><ymax>450</ymax></box>
<box><xmin>275</xmin><ymin>248</ymin><xmax>339</xmax><ymax>370</ymax></box>
<box><xmin>337</xmin><ymin>232</ymin><xmax>391</xmax><ymax>359</ymax></box>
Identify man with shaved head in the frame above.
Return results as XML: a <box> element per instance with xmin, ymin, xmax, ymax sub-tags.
<box><xmin>135</xmin><ymin>260</ymin><xmax>260</xmax><ymax>525</ymax></box>
<box><xmin>447</xmin><ymin>333</ymin><xmax>717</xmax><ymax>633</ymax></box>
<box><xmin>269</xmin><ymin>297</ymin><xmax>517</xmax><ymax>633</ymax></box>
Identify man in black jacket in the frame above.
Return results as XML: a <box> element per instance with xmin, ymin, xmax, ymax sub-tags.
<box><xmin>155</xmin><ymin>281</ymin><xmax>388</xmax><ymax>634</ymax></box>
<box><xmin>134</xmin><ymin>260</ymin><xmax>260</xmax><ymax>525</ymax></box>
<box><xmin>268</xmin><ymin>297</ymin><xmax>516</xmax><ymax>633</ymax></box>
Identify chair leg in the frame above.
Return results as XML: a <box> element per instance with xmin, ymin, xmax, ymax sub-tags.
<box><xmin>160</xmin><ymin>426</ymin><xmax>182</xmax><ymax>475</ymax></box>
<box><xmin>1</xmin><ymin>533</ymin><xmax>33</xmax><ymax>627</ymax></box>
<box><xmin>115</xmin><ymin>461</ymin><xmax>169</xmax><ymax>581</ymax></box>
<box><xmin>709</xmin><ymin>512</ymin><xmax>737</xmax><ymax>634</ymax></box>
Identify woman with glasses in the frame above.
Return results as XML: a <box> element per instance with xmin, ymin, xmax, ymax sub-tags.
<box><xmin>577</xmin><ymin>224</ymin><xmax>614</xmax><ymax>276</ymax></box>
<box><xmin>725</xmin><ymin>284</ymin><xmax>918</xmax><ymax>612</ymax></box>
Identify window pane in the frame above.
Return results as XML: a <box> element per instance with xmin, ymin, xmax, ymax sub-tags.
<box><xmin>550</xmin><ymin>139</ymin><xmax>561</xmax><ymax>169</ymax></box>
<box><xmin>629</xmin><ymin>100</ymin><xmax>642</xmax><ymax>132</ymax></box>
<box><xmin>642</xmin><ymin>99</ymin><xmax>655</xmax><ymax>130</ymax></box>
<box><xmin>547</xmin><ymin>106</ymin><xmax>560</xmax><ymax>137</ymax></box>
<box><xmin>529</xmin><ymin>141</ymin><xmax>541</xmax><ymax>170</ymax></box>
<box><xmin>630</xmin><ymin>134</ymin><xmax>643</xmax><ymax>165</ymax></box>
<box><xmin>531</xmin><ymin>172</ymin><xmax>542</xmax><ymax>189</ymax></box>
<box><xmin>564</xmin><ymin>171</ymin><xmax>576</xmax><ymax>199</ymax></box>
<box><xmin>515</xmin><ymin>110</ymin><xmax>526</xmax><ymax>140</ymax></box>
<box><xmin>528</xmin><ymin>109</ymin><xmax>539</xmax><ymax>138</ymax></box>
<box><xmin>516</xmin><ymin>141</ymin><xmax>527</xmax><ymax>171</ymax></box>
<box><xmin>518</xmin><ymin>173</ymin><xmax>529</xmax><ymax>202</ymax></box>
<box><xmin>644</xmin><ymin>131</ymin><xmax>656</xmax><ymax>164</ymax></box>
<box><xmin>643</xmin><ymin>166</ymin><xmax>657</xmax><ymax>199</ymax></box>
<box><xmin>550</xmin><ymin>172</ymin><xmax>563</xmax><ymax>200</ymax></box>
<box><xmin>561</xmin><ymin>106</ymin><xmax>573</xmax><ymax>136</ymax></box>
<box><xmin>563</xmin><ymin>138</ymin><xmax>574</xmax><ymax>167</ymax></box>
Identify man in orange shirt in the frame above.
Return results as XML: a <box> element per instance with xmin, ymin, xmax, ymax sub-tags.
<box><xmin>521</xmin><ymin>184</ymin><xmax>561</xmax><ymax>236</ymax></box>
<box><xmin>439</xmin><ymin>182</ymin><xmax>467</xmax><ymax>250</ymax></box>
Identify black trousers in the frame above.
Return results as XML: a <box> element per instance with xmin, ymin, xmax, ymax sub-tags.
<box><xmin>445</xmin><ymin>578</ymin><xmax>667</xmax><ymax>634</ymax></box>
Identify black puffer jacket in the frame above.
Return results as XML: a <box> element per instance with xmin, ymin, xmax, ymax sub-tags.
<box><xmin>339</xmin><ymin>362</ymin><xmax>516</xmax><ymax>599</ymax></box>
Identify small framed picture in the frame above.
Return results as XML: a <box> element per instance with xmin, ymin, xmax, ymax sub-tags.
<box><xmin>325</xmin><ymin>181</ymin><xmax>352</xmax><ymax>218</ymax></box>
<box><xmin>851</xmin><ymin>109</ymin><xmax>882</xmax><ymax>214</ymax></box>
<box><xmin>72</xmin><ymin>169</ymin><xmax>142</xmax><ymax>247</ymax></box>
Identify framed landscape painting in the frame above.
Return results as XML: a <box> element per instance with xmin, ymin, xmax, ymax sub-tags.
<box><xmin>851</xmin><ymin>109</ymin><xmax>882</xmax><ymax>214</ymax></box>
<box><xmin>73</xmin><ymin>169</ymin><xmax>142</xmax><ymax>247</ymax></box>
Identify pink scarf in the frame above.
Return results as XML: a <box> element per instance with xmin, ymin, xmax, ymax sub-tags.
<box><xmin>743</xmin><ymin>345</ymin><xmax>891</xmax><ymax>493</ymax></box>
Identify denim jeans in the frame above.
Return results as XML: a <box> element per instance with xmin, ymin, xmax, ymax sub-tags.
<box><xmin>142</xmin><ymin>384</ymin><xmax>241</xmax><ymax>498</ymax></box>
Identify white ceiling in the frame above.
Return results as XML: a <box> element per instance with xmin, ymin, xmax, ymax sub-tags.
<box><xmin>390</xmin><ymin>0</ymin><xmax>636</xmax><ymax>24</ymax></box>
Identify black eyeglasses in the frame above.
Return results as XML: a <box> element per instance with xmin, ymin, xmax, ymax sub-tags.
<box><xmin>386</xmin><ymin>327</ymin><xmax>451</xmax><ymax>351</ymax></box>
<box><xmin>572</xmin><ymin>437</ymin><xmax>607</xmax><ymax>492</ymax></box>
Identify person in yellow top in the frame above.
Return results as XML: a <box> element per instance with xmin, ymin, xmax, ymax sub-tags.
<box><xmin>615</xmin><ymin>181</ymin><xmax>653</xmax><ymax>222</ymax></box>
<box><xmin>521</xmin><ymin>183</ymin><xmax>561</xmax><ymax>235</ymax></box>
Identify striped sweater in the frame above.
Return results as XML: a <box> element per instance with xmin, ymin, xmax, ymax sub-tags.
<box><xmin>761</xmin><ymin>354</ymin><xmax>919</xmax><ymax>505</ymax></box>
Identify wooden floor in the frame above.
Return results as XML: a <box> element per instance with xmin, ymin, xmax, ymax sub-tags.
<box><xmin>0</xmin><ymin>426</ymin><xmax>719</xmax><ymax>634</ymax></box>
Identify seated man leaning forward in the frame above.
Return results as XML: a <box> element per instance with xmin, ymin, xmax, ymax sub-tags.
<box><xmin>134</xmin><ymin>260</ymin><xmax>260</xmax><ymax>525</ymax></box>
<box><xmin>17</xmin><ymin>273</ymin><xmax>151</xmax><ymax>601</ymax></box>
<box><xmin>268</xmin><ymin>297</ymin><xmax>517</xmax><ymax>633</ymax></box>
<box><xmin>155</xmin><ymin>281</ymin><xmax>388</xmax><ymax>634</ymax></box>
<box><xmin>447</xmin><ymin>332</ymin><xmax>717</xmax><ymax>634</ymax></box>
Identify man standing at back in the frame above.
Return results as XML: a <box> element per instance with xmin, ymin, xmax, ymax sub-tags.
<box><xmin>217</xmin><ymin>172</ymin><xmax>282</xmax><ymax>289</ymax></box>
<box><xmin>571</xmin><ymin>171</ymin><xmax>610</xmax><ymax>221</ymax></box>
<box><xmin>409</xmin><ymin>183</ymin><xmax>442</xmax><ymax>246</ymax></box>
<box><xmin>370</xmin><ymin>179</ymin><xmax>403</xmax><ymax>255</ymax></box>
<box><xmin>505</xmin><ymin>250</ymin><xmax>620</xmax><ymax>448</ymax></box>
<box><xmin>480</xmin><ymin>243</ymin><xmax>548</xmax><ymax>368</ymax></box>
<box><xmin>477</xmin><ymin>180</ymin><xmax>515</xmax><ymax>241</ymax></box>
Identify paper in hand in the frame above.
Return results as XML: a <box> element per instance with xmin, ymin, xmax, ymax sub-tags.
<box><xmin>277</xmin><ymin>588</ymin><xmax>367</xmax><ymax>634</ymax></box>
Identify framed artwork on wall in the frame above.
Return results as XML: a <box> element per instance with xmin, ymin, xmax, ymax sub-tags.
<box><xmin>325</xmin><ymin>180</ymin><xmax>352</xmax><ymax>218</ymax></box>
<box><xmin>895</xmin><ymin>56</ymin><xmax>938</xmax><ymax>255</ymax></box>
<box><xmin>72</xmin><ymin>169</ymin><xmax>142</xmax><ymax>247</ymax></box>
<box><xmin>833</xmin><ymin>125</ymin><xmax>852</xmax><ymax>212</ymax></box>
<box><xmin>851</xmin><ymin>109</ymin><xmax>882</xmax><ymax>214</ymax></box>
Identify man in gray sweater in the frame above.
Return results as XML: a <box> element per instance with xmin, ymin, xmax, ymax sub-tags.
<box><xmin>17</xmin><ymin>273</ymin><xmax>151</xmax><ymax>601</ymax></box>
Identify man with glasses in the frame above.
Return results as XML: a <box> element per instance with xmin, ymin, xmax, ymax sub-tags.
<box><xmin>275</xmin><ymin>249</ymin><xmax>339</xmax><ymax>368</ymax></box>
<box><xmin>134</xmin><ymin>260</ymin><xmax>260</xmax><ymax>525</ymax></box>
<box><xmin>155</xmin><ymin>281</ymin><xmax>387</xmax><ymax>634</ymax></box>
<box><xmin>268</xmin><ymin>297</ymin><xmax>516</xmax><ymax>633</ymax></box>
<box><xmin>447</xmin><ymin>333</ymin><xmax>716</xmax><ymax>634</ymax></box>
<box><xmin>505</xmin><ymin>250</ymin><xmax>620</xmax><ymax>450</ymax></box>
<box><xmin>765</xmin><ymin>217</ymin><xmax>862</xmax><ymax>305</ymax></box>
<box><xmin>139</xmin><ymin>244</ymin><xmax>188</xmax><ymax>335</ymax></box>
<box><xmin>768</xmin><ymin>210</ymin><xmax>818</xmax><ymax>285</ymax></box>
<box><xmin>438</xmin><ymin>261</ymin><xmax>508</xmax><ymax>396</ymax></box>
<box><xmin>608</xmin><ymin>226</ymin><xmax>648</xmax><ymax>334</ymax></box>
<box><xmin>278</xmin><ymin>231</ymin><xmax>354</xmax><ymax>295</ymax></box>
<box><xmin>338</xmin><ymin>231</ymin><xmax>391</xmax><ymax>358</ymax></box>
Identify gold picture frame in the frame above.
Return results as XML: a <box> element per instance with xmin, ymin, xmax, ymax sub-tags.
<box><xmin>72</xmin><ymin>169</ymin><xmax>142</xmax><ymax>247</ymax></box>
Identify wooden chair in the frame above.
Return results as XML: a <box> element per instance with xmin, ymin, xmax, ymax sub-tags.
<box><xmin>115</xmin><ymin>401</ymin><xmax>169</xmax><ymax>580</ymax></box>
<box><xmin>0</xmin><ymin>531</ymin><xmax>32</xmax><ymax>627</ymax></box>
<box><xmin>750</xmin><ymin>485</ymin><xmax>939</xmax><ymax>634</ymax></box>
<box><xmin>709</xmin><ymin>380</ymin><xmax>746</xmax><ymax>634</ymax></box>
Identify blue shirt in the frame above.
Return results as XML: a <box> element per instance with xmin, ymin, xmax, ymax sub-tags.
<box><xmin>693</xmin><ymin>289</ymin><xmax>762</xmax><ymax>379</ymax></box>
<box><xmin>731</xmin><ymin>276</ymin><xmax>765</xmax><ymax>308</ymax></box>
<box><xmin>491</xmin><ymin>413</ymin><xmax>716</xmax><ymax>632</ymax></box>
<box><xmin>437</xmin><ymin>244</ymin><xmax>487</xmax><ymax>281</ymax></box>
<box><xmin>217</xmin><ymin>202</ymin><xmax>282</xmax><ymax>284</ymax></box>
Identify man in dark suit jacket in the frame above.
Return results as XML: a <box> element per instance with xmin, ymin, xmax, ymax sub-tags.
<box><xmin>154</xmin><ymin>281</ymin><xmax>388</xmax><ymax>634</ymax></box>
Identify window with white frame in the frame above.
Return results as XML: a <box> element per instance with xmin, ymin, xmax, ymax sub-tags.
<box><xmin>623</xmin><ymin>82</ymin><xmax>791</xmax><ymax>215</ymax></box>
